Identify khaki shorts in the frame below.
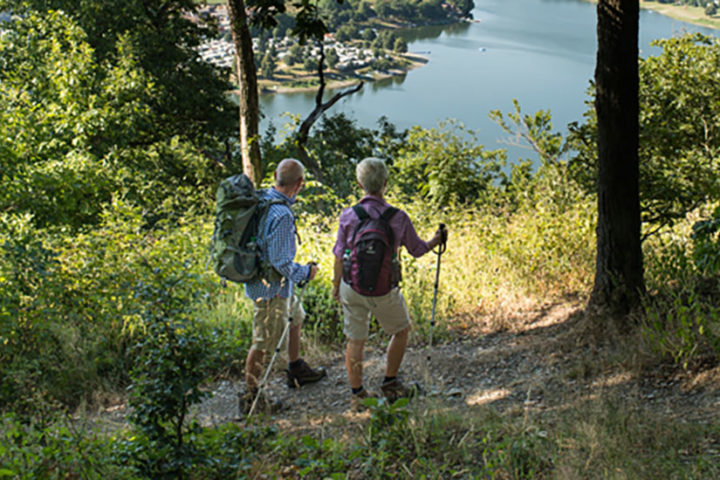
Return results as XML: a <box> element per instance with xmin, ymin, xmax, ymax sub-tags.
<box><xmin>251</xmin><ymin>295</ymin><xmax>305</xmax><ymax>352</ymax></box>
<box><xmin>339</xmin><ymin>281</ymin><xmax>411</xmax><ymax>340</ymax></box>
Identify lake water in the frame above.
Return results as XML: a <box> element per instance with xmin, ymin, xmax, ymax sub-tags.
<box><xmin>259</xmin><ymin>0</ymin><xmax>717</xmax><ymax>159</ymax></box>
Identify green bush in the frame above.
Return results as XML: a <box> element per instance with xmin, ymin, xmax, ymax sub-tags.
<box><xmin>124</xmin><ymin>265</ymin><xmax>215</xmax><ymax>478</ymax></box>
<box><xmin>0</xmin><ymin>413</ymin><xmax>138</xmax><ymax>479</ymax></box>
<box><xmin>642</xmin><ymin>208</ymin><xmax>720</xmax><ymax>368</ymax></box>
<box><xmin>691</xmin><ymin>205</ymin><xmax>720</xmax><ymax>275</ymax></box>
<box><xmin>0</xmin><ymin>200</ymin><xmax>223</xmax><ymax>412</ymax></box>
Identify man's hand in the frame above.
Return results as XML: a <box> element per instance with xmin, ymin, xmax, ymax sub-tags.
<box><xmin>308</xmin><ymin>262</ymin><xmax>319</xmax><ymax>281</ymax></box>
<box><xmin>332</xmin><ymin>283</ymin><xmax>340</xmax><ymax>302</ymax></box>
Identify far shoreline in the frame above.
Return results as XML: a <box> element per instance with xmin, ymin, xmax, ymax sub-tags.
<box><xmin>255</xmin><ymin>1</ymin><xmax>719</xmax><ymax>96</ymax></box>
<box><xmin>584</xmin><ymin>0</ymin><xmax>720</xmax><ymax>31</ymax></box>
<box><xmin>640</xmin><ymin>0</ymin><xmax>720</xmax><ymax>31</ymax></box>
<box><xmin>258</xmin><ymin>52</ymin><xmax>429</xmax><ymax>96</ymax></box>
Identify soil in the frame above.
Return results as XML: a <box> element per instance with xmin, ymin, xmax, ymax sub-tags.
<box><xmin>96</xmin><ymin>298</ymin><xmax>720</xmax><ymax>436</ymax></box>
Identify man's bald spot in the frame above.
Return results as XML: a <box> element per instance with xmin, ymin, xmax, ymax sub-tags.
<box><xmin>276</xmin><ymin>158</ymin><xmax>305</xmax><ymax>187</ymax></box>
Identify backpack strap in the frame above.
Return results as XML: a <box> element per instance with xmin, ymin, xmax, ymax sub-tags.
<box><xmin>350</xmin><ymin>204</ymin><xmax>398</xmax><ymax>247</ymax></box>
<box><xmin>380</xmin><ymin>207</ymin><xmax>398</xmax><ymax>222</ymax></box>
<box><xmin>352</xmin><ymin>204</ymin><xmax>369</xmax><ymax>221</ymax></box>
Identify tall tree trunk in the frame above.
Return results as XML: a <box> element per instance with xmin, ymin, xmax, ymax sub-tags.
<box><xmin>591</xmin><ymin>0</ymin><xmax>644</xmax><ymax>316</ymax></box>
<box><xmin>227</xmin><ymin>0</ymin><xmax>263</xmax><ymax>185</ymax></box>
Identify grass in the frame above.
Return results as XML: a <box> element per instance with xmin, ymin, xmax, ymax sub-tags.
<box><xmin>235</xmin><ymin>391</ymin><xmax>720</xmax><ymax>478</ymax></box>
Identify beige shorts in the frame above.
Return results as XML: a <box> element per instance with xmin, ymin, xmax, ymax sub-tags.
<box><xmin>251</xmin><ymin>295</ymin><xmax>305</xmax><ymax>352</ymax></box>
<box><xmin>339</xmin><ymin>280</ymin><xmax>411</xmax><ymax>340</ymax></box>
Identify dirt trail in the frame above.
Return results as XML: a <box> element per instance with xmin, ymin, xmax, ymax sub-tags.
<box><xmin>98</xmin><ymin>300</ymin><xmax>720</xmax><ymax>433</ymax></box>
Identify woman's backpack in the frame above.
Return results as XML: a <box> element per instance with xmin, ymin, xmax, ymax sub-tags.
<box><xmin>342</xmin><ymin>205</ymin><xmax>401</xmax><ymax>296</ymax></box>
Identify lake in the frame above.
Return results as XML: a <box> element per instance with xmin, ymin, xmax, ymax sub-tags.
<box><xmin>259</xmin><ymin>0</ymin><xmax>717</xmax><ymax>160</ymax></box>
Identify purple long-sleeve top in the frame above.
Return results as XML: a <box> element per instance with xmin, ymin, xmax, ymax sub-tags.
<box><xmin>333</xmin><ymin>195</ymin><xmax>431</xmax><ymax>259</ymax></box>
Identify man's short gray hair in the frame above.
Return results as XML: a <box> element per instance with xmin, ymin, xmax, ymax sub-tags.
<box><xmin>275</xmin><ymin>158</ymin><xmax>305</xmax><ymax>186</ymax></box>
<box><xmin>356</xmin><ymin>157</ymin><xmax>388</xmax><ymax>195</ymax></box>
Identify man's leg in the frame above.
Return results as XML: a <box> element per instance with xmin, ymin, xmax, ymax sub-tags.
<box><xmin>385</xmin><ymin>325</ymin><xmax>410</xmax><ymax>378</ymax></box>
<box><xmin>285</xmin><ymin>296</ymin><xmax>326</xmax><ymax>388</ymax></box>
<box><xmin>245</xmin><ymin>347</ymin><xmax>265</xmax><ymax>391</ymax></box>
<box><xmin>288</xmin><ymin>323</ymin><xmax>301</xmax><ymax>363</ymax></box>
<box><xmin>345</xmin><ymin>338</ymin><xmax>366</xmax><ymax>389</ymax></box>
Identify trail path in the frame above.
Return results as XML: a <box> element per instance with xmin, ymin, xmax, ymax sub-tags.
<box><xmin>100</xmin><ymin>300</ymin><xmax>720</xmax><ymax>435</ymax></box>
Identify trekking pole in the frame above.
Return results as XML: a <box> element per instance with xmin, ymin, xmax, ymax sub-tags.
<box><xmin>247</xmin><ymin>279</ymin><xmax>309</xmax><ymax>418</ymax></box>
<box><xmin>427</xmin><ymin>224</ymin><xmax>447</xmax><ymax>361</ymax></box>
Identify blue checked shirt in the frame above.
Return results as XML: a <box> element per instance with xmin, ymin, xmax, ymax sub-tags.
<box><xmin>244</xmin><ymin>188</ymin><xmax>311</xmax><ymax>301</ymax></box>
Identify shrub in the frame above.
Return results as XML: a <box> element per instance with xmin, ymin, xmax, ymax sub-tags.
<box><xmin>0</xmin><ymin>200</ymin><xmax>223</xmax><ymax>413</ymax></box>
<box><xmin>0</xmin><ymin>413</ymin><xmax>138</xmax><ymax>479</ymax></box>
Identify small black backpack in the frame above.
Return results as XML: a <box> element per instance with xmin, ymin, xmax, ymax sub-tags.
<box><xmin>342</xmin><ymin>205</ymin><xmax>401</xmax><ymax>296</ymax></box>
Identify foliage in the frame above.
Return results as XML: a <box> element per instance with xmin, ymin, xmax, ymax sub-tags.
<box><xmin>186</xmin><ymin>423</ymin><xmax>278</xmax><ymax>479</ymax></box>
<box><xmin>642</xmin><ymin>207</ymin><xmax>720</xmax><ymax>369</ymax></box>
<box><xmin>567</xmin><ymin>33</ymin><xmax>720</xmax><ymax>236</ymax></box>
<box><xmin>373</xmin><ymin>0</ymin><xmax>475</xmax><ymax>23</ymax></box>
<box><xmin>645</xmin><ymin>285</ymin><xmax>720</xmax><ymax>369</ymax></box>
<box><xmin>270</xmin><ymin>432</ymin><xmax>355</xmax><ymax>478</ymax></box>
<box><xmin>691</xmin><ymin>205</ymin><xmax>720</xmax><ymax>275</ymax></box>
<box><xmin>360</xmin><ymin>397</ymin><xmax>413</xmax><ymax>472</ymax></box>
<box><xmin>0</xmin><ymin>9</ymin><xmax>226</xmax><ymax>230</ymax></box>
<box><xmin>0</xmin><ymin>201</ymin><xmax>223</xmax><ymax>413</ymax></box>
<box><xmin>0</xmin><ymin>413</ymin><xmax>139</xmax><ymax>479</ymax></box>
<box><xmin>6</xmin><ymin>0</ymin><xmax>237</xmax><ymax>147</ymax></box>
<box><xmin>490</xmin><ymin>99</ymin><xmax>566</xmax><ymax>168</ymax></box>
<box><xmin>391</xmin><ymin>120</ymin><xmax>507</xmax><ymax>208</ymax></box>
<box><xmin>262</xmin><ymin>113</ymin><xmax>407</xmax><ymax>206</ymax></box>
<box><xmin>123</xmin><ymin>264</ymin><xmax>215</xmax><ymax>478</ymax></box>
<box><xmin>260</xmin><ymin>50</ymin><xmax>277</xmax><ymax>78</ymax></box>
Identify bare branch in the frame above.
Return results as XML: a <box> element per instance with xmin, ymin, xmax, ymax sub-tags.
<box><xmin>295</xmin><ymin>40</ymin><xmax>364</xmax><ymax>182</ymax></box>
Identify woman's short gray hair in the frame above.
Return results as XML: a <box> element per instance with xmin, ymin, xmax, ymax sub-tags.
<box><xmin>356</xmin><ymin>157</ymin><xmax>388</xmax><ymax>195</ymax></box>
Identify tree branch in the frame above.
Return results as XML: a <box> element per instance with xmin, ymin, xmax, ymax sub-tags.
<box><xmin>295</xmin><ymin>41</ymin><xmax>363</xmax><ymax>182</ymax></box>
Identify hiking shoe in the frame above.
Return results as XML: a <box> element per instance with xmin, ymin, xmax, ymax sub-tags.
<box><xmin>380</xmin><ymin>378</ymin><xmax>419</xmax><ymax>403</ymax></box>
<box><xmin>286</xmin><ymin>359</ymin><xmax>327</xmax><ymax>389</ymax></box>
<box><xmin>240</xmin><ymin>390</ymin><xmax>283</xmax><ymax>416</ymax></box>
<box><xmin>350</xmin><ymin>387</ymin><xmax>379</xmax><ymax>412</ymax></box>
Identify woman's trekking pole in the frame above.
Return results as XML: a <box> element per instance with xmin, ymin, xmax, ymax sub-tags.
<box><xmin>248</xmin><ymin>280</ymin><xmax>308</xmax><ymax>418</ymax></box>
<box><xmin>427</xmin><ymin>224</ymin><xmax>447</xmax><ymax>361</ymax></box>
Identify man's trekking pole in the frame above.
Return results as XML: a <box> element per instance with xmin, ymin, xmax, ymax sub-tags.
<box><xmin>247</xmin><ymin>278</ymin><xmax>309</xmax><ymax>418</ymax></box>
<box><xmin>427</xmin><ymin>224</ymin><xmax>447</xmax><ymax>361</ymax></box>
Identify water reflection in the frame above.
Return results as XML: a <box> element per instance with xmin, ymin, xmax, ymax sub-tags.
<box><xmin>398</xmin><ymin>21</ymin><xmax>471</xmax><ymax>43</ymax></box>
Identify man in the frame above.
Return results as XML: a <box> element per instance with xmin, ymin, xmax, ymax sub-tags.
<box><xmin>332</xmin><ymin>157</ymin><xmax>447</xmax><ymax>410</ymax></box>
<box><xmin>242</xmin><ymin>158</ymin><xmax>326</xmax><ymax>414</ymax></box>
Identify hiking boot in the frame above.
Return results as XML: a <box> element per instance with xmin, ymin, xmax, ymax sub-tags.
<box><xmin>240</xmin><ymin>390</ymin><xmax>283</xmax><ymax>416</ymax></box>
<box><xmin>380</xmin><ymin>378</ymin><xmax>419</xmax><ymax>403</ymax></box>
<box><xmin>286</xmin><ymin>359</ymin><xmax>327</xmax><ymax>389</ymax></box>
<box><xmin>350</xmin><ymin>387</ymin><xmax>379</xmax><ymax>412</ymax></box>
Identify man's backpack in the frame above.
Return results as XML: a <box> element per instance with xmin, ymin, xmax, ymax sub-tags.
<box><xmin>209</xmin><ymin>174</ymin><xmax>287</xmax><ymax>283</ymax></box>
<box><xmin>342</xmin><ymin>204</ymin><xmax>401</xmax><ymax>296</ymax></box>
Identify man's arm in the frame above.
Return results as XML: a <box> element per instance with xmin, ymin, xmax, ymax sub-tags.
<box><xmin>266</xmin><ymin>214</ymin><xmax>311</xmax><ymax>284</ymax></box>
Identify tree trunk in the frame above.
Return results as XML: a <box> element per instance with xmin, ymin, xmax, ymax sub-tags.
<box><xmin>226</xmin><ymin>0</ymin><xmax>263</xmax><ymax>185</ymax></box>
<box><xmin>591</xmin><ymin>0</ymin><xmax>644</xmax><ymax>316</ymax></box>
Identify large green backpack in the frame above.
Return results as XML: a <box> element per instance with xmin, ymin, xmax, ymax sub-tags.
<box><xmin>209</xmin><ymin>174</ymin><xmax>287</xmax><ymax>283</ymax></box>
